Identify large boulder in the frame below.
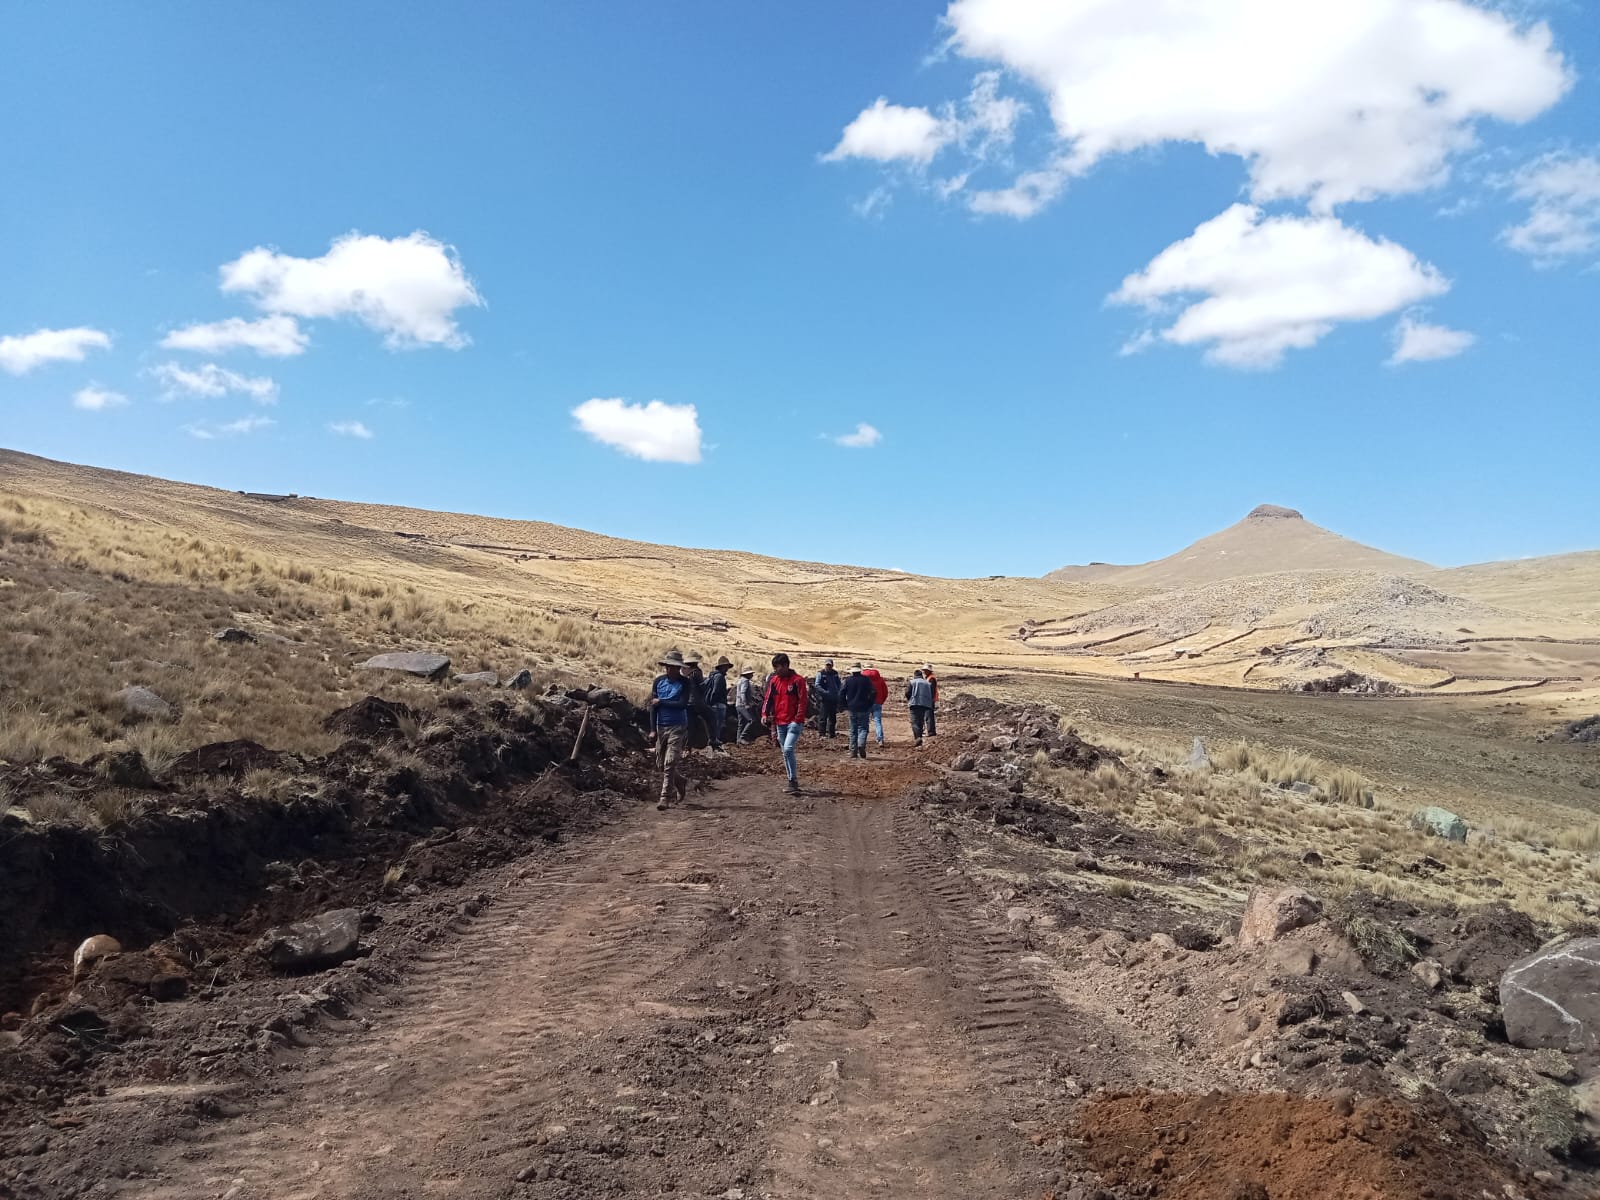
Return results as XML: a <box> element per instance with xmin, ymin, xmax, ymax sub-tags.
<box><xmin>214</xmin><ymin>627</ymin><xmax>257</xmax><ymax>644</ymax></box>
<box><xmin>253</xmin><ymin>908</ymin><xmax>362</xmax><ymax>972</ymax></box>
<box><xmin>358</xmin><ymin>652</ymin><xmax>451</xmax><ymax>681</ymax></box>
<box><xmin>1238</xmin><ymin>886</ymin><xmax>1323</xmax><ymax>949</ymax></box>
<box><xmin>507</xmin><ymin>669</ymin><xmax>535</xmax><ymax>691</ymax></box>
<box><xmin>454</xmin><ymin>671</ymin><xmax>499</xmax><ymax>687</ymax></box>
<box><xmin>1500</xmin><ymin>937</ymin><xmax>1600</xmax><ymax>1054</ymax></box>
<box><xmin>114</xmin><ymin>685</ymin><xmax>174</xmax><ymax>722</ymax></box>
<box><xmin>1411</xmin><ymin>806</ymin><xmax>1468</xmax><ymax>842</ymax></box>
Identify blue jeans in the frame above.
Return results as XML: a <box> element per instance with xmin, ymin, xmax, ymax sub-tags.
<box><xmin>708</xmin><ymin>706</ymin><xmax>726</xmax><ymax>749</ymax></box>
<box><xmin>848</xmin><ymin>710</ymin><xmax>871</xmax><ymax>753</ymax></box>
<box><xmin>871</xmin><ymin>704</ymin><xmax>884</xmax><ymax>744</ymax></box>
<box><xmin>776</xmin><ymin>722</ymin><xmax>805</xmax><ymax>782</ymax></box>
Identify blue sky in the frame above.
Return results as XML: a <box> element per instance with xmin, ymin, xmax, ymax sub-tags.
<box><xmin>2</xmin><ymin>2</ymin><xmax>1596</xmax><ymax>577</ymax></box>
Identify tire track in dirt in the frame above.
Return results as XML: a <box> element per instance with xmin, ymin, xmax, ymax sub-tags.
<box><xmin>103</xmin><ymin>765</ymin><xmax>1101</xmax><ymax>1200</ymax></box>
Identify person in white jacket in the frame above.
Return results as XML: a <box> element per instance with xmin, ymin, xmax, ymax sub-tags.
<box><xmin>735</xmin><ymin>666</ymin><xmax>762</xmax><ymax>744</ymax></box>
<box><xmin>904</xmin><ymin>669</ymin><xmax>935</xmax><ymax>747</ymax></box>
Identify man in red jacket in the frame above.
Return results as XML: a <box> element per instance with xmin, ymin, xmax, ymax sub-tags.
<box><xmin>762</xmin><ymin>652</ymin><xmax>809</xmax><ymax>795</ymax></box>
<box><xmin>860</xmin><ymin>663</ymin><xmax>889</xmax><ymax>746</ymax></box>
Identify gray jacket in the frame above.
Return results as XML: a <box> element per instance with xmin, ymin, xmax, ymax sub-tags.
<box><xmin>736</xmin><ymin>676</ymin><xmax>760</xmax><ymax>712</ymax></box>
<box><xmin>904</xmin><ymin>677</ymin><xmax>935</xmax><ymax>708</ymax></box>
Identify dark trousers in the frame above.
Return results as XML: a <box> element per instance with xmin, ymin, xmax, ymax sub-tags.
<box><xmin>708</xmin><ymin>706</ymin><xmax>726</xmax><ymax>749</ymax></box>
<box><xmin>927</xmin><ymin>706</ymin><xmax>937</xmax><ymax>736</ymax></box>
<box><xmin>817</xmin><ymin>701</ymin><xmax>839</xmax><ymax>737</ymax></box>
<box><xmin>909</xmin><ymin>705</ymin><xmax>931</xmax><ymax>742</ymax></box>
<box><xmin>737</xmin><ymin>709</ymin><xmax>760</xmax><ymax>743</ymax></box>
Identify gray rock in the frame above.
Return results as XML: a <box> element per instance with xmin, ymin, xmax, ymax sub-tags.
<box><xmin>1238</xmin><ymin>886</ymin><xmax>1323</xmax><ymax>949</ymax></box>
<box><xmin>253</xmin><ymin>908</ymin><xmax>362</xmax><ymax>971</ymax></box>
<box><xmin>990</xmin><ymin>735</ymin><xmax>1018</xmax><ymax>752</ymax></box>
<box><xmin>1501</xmin><ymin>937</ymin><xmax>1600</xmax><ymax>1054</ymax></box>
<box><xmin>950</xmin><ymin>753</ymin><xmax>978</xmax><ymax>772</ymax></box>
<box><xmin>1411</xmin><ymin>958</ymin><xmax>1445</xmax><ymax>991</ymax></box>
<box><xmin>1411</xmin><ymin>806</ymin><xmax>1468</xmax><ymax>842</ymax></box>
<box><xmin>214</xmin><ymin>627</ymin><xmax>257</xmax><ymax>644</ymax></box>
<box><xmin>114</xmin><ymin>685</ymin><xmax>174</xmax><ymax>722</ymax></box>
<box><xmin>454</xmin><ymin>671</ymin><xmax>499</xmax><ymax>687</ymax></box>
<box><xmin>507</xmin><ymin>669</ymin><xmax>534</xmax><ymax>690</ymax></box>
<box><xmin>358</xmin><ymin>652</ymin><xmax>451</xmax><ymax>681</ymax></box>
<box><xmin>1289</xmin><ymin>780</ymin><xmax>1318</xmax><ymax>797</ymax></box>
<box><xmin>1188</xmin><ymin>737</ymin><xmax>1210</xmax><ymax>769</ymax></box>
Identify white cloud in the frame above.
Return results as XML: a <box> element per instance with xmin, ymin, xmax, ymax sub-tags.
<box><xmin>152</xmin><ymin>361</ymin><xmax>278</xmax><ymax>404</ymax></box>
<box><xmin>219</xmin><ymin>231</ymin><xmax>482</xmax><ymax>349</ymax></box>
<box><xmin>833</xmin><ymin>423</ymin><xmax>883</xmax><ymax>449</ymax></box>
<box><xmin>571</xmin><ymin>398</ymin><xmax>703</xmax><ymax>464</ymax></box>
<box><xmin>185</xmin><ymin>414</ymin><xmax>275</xmax><ymax>440</ymax></box>
<box><xmin>940</xmin><ymin>0</ymin><xmax>1570</xmax><ymax>214</ymax></box>
<box><xmin>967</xmin><ymin>154</ymin><xmax>1077</xmax><ymax>218</ymax></box>
<box><xmin>161</xmin><ymin>314</ymin><xmax>307</xmax><ymax>357</ymax></box>
<box><xmin>1110</xmin><ymin>204</ymin><xmax>1449</xmax><ymax>368</ymax></box>
<box><xmin>854</xmin><ymin>187</ymin><xmax>895</xmax><ymax>220</ymax></box>
<box><xmin>1500</xmin><ymin>151</ymin><xmax>1600</xmax><ymax>265</ymax></box>
<box><xmin>824</xmin><ymin>99</ymin><xmax>953</xmax><ymax>165</ymax></box>
<box><xmin>1389</xmin><ymin>313</ymin><xmax>1477</xmax><ymax>364</ymax></box>
<box><xmin>72</xmin><ymin>384</ymin><xmax>129</xmax><ymax>411</ymax></box>
<box><xmin>0</xmin><ymin>327</ymin><xmax>111</xmax><ymax>375</ymax></box>
<box><xmin>328</xmin><ymin>420</ymin><xmax>374</xmax><ymax>439</ymax></box>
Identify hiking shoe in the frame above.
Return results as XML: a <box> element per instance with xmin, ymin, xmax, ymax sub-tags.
<box><xmin>656</xmin><ymin>798</ymin><xmax>669</xmax><ymax>811</ymax></box>
<box><xmin>785</xmin><ymin>780</ymin><xmax>801</xmax><ymax>795</ymax></box>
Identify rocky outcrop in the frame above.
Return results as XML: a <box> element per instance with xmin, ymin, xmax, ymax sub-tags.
<box><xmin>1500</xmin><ymin>937</ymin><xmax>1600</xmax><ymax>1054</ymax></box>
<box><xmin>113</xmin><ymin>685</ymin><xmax>174</xmax><ymax>722</ymax></box>
<box><xmin>1238</xmin><ymin>887</ymin><xmax>1323</xmax><ymax>949</ymax></box>
<box><xmin>358</xmin><ymin>652</ymin><xmax>451</xmax><ymax>681</ymax></box>
<box><xmin>253</xmin><ymin>908</ymin><xmax>362</xmax><ymax>972</ymax></box>
<box><xmin>1411</xmin><ymin>806</ymin><xmax>1468</xmax><ymax>842</ymax></box>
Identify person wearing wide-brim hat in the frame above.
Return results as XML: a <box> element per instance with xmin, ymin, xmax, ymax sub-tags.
<box><xmin>735</xmin><ymin>665</ymin><xmax>762</xmax><ymax>744</ymax></box>
<box><xmin>841</xmin><ymin>661</ymin><xmax>877</xmax><ymax>759</ymax></box>
<box><xmin>922</xmin><ymin>662</ymin><xmax>940</xmax><ymax>737</ymax></box>
<box><xmin>703</xmin><ymin>656</ymin><xmax>734</xmax><ymax>753</ymax></box>
<box><xmin>648</xmin><ymin>650</ymin><xmax>692</xmax><ymax>809</ymax></box>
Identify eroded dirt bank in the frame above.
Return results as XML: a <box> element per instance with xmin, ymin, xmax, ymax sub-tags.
<box><xmin>2</xmin><ymin>698</ymin><xmax>1594</xmax><ymax>1199</ymax></box>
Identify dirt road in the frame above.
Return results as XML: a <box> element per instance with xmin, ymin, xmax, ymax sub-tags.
<box><xmin>116</xmin><ymin>769</ymin><xmax>1086</xmax><ymax>1199</ymax></box>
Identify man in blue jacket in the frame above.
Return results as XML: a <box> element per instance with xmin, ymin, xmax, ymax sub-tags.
<box><xmin>813</xmin><ymin>658</ymin><xmax>843</xmax><ymax>738</ymax></box>
<box><xmin>649</xmin><ymin>650</ymin><xmax>694</xmax><ymax>810</ymax></box>
<box><xmin>704</xmin><ymin>655</ymin><xmax>733</xmax><ymax>753</ymax></box>
<box><xmin>841</xmin><ymin>662</ymin><xmax>878</xmax><ymax>760</ymax></box>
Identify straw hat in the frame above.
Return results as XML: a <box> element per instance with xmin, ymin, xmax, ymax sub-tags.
<box><xmin>739</xmin><ymin>665</ymin><xmax>755</xmax><ymax>676</ymax></box>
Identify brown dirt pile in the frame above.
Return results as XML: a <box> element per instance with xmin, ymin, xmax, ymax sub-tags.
<box><xmin>1076</xmin><ymin>1090</ymin><xmax>1548</xmax><ymax>1200</ymax></box>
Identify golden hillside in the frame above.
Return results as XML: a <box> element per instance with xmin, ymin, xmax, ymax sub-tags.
<box><xmin>3</xmin><ymin>448</ymin><xmax>1597</xmax><ymax>708</ymax></box>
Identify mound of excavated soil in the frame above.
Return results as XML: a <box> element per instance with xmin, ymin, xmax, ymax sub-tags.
<box><xmin>1076</xmin><ymin>1090</ymin><xmax>1547</xmax><ymax>1200</ymax></box>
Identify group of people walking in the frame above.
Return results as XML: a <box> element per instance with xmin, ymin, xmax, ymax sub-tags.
<box><xmin>647</xmin><ymin>650</ymin><xmax>940</xmax><ymax>807</ymax></box>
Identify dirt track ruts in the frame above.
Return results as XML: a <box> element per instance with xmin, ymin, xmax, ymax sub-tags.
<box><xmin>108</xmin><ymin>767</ymin><xmax>1089</xmax><ymax>1200</ymax></box>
